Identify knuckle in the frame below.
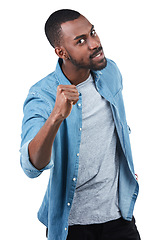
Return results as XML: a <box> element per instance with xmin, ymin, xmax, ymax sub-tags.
<box><xmin>57</xmin><ymin>85</ymin><xmax>63</xmax><ymax>91</ymax></box>
<box><xmin>62</xmin><ymin>93</ymin><xmax>68</xmax><ymax>102</ymax></box>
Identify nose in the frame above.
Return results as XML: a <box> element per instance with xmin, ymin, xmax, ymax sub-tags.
<box><xmin>88</xmin><ymin>37</ymin><xmax>100</xmax><ymax>50</ymax></box>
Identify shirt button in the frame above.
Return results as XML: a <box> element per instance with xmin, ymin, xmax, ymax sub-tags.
<box><xmin>73</xmin><ymin>178</ymin><xmax>76</xmax><ymax>181</ymax></box>
<box><xmin>65</xmin><ymin>228</ymin><xmax>67</xmax><ymax>231</ymax></box>
<box><xmin>79</xmin><ymin>128</ymin><xmax>82</xmax><ymax>131</ymax></box>
<box><xmin>67</xmin><ymin>202</ymin><xmax>71</xmax><ymax>206</ymax></box>
<box><xmin>77</xmin><ymin>153</ymin><xmax>79</xmax><ymax>157</ymax></box>
<box><xmin>78</xmin><ymin>103</ymin><xmax>81</xmax><ymax>107</ymax></box>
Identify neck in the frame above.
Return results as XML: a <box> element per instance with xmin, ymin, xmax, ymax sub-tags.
<box><xmin>61</xmin><ymin>60</ymin><xmax>90</xmax><ymax>86</ymax></box>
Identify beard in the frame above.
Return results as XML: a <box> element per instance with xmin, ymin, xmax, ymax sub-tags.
<box><xmin>66</xmin><ymin>47</ymin><xmax>107</xmax><ymax>71</ymax></box>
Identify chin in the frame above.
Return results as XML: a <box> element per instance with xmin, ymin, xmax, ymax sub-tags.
<box><xmin>91</xmin><ymin>58</ymin><xmax>107</xmax><ymax>71</ymax></box>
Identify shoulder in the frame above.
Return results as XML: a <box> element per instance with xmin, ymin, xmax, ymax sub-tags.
<box><xmin>95</xmin><ymin>58</ymin><xmax>123</xmax><ymax>96</ymax></box>
<box><xmin>29</xmin><ymin>71</ymin><xmax>58</xmax><ymax>98</ymax></box>
<box><xmin>23</xmin><ymin>71</ymin><xmax>58</xmax><ymax>115</ymax></box>
<box><xmin>102</xmin><ymin>58</ymin><xmax>122</xmax><ymax>82</ymax></box>
<box><xmin>102</xmin><ymin>58</ymin><xmax>123</xmax><ymax>89</ymax></box>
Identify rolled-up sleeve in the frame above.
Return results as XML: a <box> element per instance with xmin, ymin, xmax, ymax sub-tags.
<box><xmin>20</xmin><ymin>90</ymin><xmax>54</xmax><ymax>178</ymax></box>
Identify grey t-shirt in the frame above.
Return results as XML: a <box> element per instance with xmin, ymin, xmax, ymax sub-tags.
<box><xmin>68</xmin><ymin>74</ymin><xmax>121</xmax><ymax>225</ymax></box>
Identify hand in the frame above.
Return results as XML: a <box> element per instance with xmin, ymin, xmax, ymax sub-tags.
<box><xmin>52</xmin><ymin>85</ymin><xmax>79</xmax><ymax>121</ymax></box>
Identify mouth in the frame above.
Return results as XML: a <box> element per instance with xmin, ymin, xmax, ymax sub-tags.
<box><xmin>90</xmin><ymin>47</ymin><xmax>104</xmax><ymax>60</ymax></box>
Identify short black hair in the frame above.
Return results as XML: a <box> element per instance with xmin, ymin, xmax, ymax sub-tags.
<box><xmin>45</xmin><ymin>9</ymin><xmax>81</xmax><ymax>48</ymax></box>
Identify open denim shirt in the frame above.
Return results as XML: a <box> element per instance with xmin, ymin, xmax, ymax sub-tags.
<box><xmin>20</xmin><ymin>58</ymin><xmax>139</xmax><ymax>240</ymax></box>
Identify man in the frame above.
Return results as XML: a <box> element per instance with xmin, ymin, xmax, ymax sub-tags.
<box><xmin>20</xmin><ymin>9</ymin><xmax>140</xmax><ymax>240</ymax></box>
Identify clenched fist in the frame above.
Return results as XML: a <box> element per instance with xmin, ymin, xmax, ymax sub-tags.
<box><xmin>53</xmin><ymin>85</ymin><xmax>79</xmax><ymax>121</ymax></box>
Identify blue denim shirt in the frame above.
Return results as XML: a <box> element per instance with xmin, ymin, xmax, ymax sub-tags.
<box><xmin>20</xmin><ymin>58</ymin><xmax>139</xmax><ymax>240</ymax></box>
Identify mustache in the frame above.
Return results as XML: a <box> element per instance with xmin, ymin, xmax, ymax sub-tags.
<box><xmin>90</xmin><ymin>46</ymin><xmax>103</xmax><ymax>59</ymax></box>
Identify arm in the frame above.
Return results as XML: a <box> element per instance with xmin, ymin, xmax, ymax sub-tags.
<box><xmin>28</xmin><ymin>84</ymin><xmax>79</xmax><ymax>170</ymax></box>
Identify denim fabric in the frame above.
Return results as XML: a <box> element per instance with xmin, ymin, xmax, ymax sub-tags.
<box><xmin>20</xmin><ymin>58</ymin><xmax>139</xmax><ymax>240</ymax></box>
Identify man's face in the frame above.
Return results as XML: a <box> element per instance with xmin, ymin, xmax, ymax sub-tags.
<box><xmin>61</xmin><ymin>15</ymin><xmax>107</xmax><ymax>71</ymax></box>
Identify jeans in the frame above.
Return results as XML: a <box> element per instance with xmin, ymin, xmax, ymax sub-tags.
<box><xmin>66</xmin><ymin>217</ymin><xmax>141</xmax><ymax>240</ymax></box>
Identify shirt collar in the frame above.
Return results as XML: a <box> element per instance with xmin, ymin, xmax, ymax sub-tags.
<box><xmin>55</xmin><ymin>58</ymin><xmax>104</xmax><ymax>85</ymax></box>
<box><xmin>55</xmin><ymin>58</ymin><xmax>71</xmax><ymax>85</ymax></box>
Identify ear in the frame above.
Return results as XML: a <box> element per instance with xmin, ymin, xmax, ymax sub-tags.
<box><xmin>55</xmin><ymin>47</ymin><xmax>69</xmax><ymax>60</ymax></box>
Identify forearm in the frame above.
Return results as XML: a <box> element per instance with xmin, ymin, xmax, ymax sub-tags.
<box><xmin>28</xmin><ymin>110</ymin><xmax>63</xmax><ymax>170</ymax></box>
<box><xmin>28</xmin><ymin>84</ymin><xmax>79</xmax><ymax>171</ymax></box>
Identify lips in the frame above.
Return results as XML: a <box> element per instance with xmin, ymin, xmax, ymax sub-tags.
<box><xmin>93</xmin><ymin>51</ymin><xmax>103</xmax><ymax>58</ymax></box>
<box><xmin>90</xmin><ymin>47</ymin><xmax>103</xmax><ymax>59</ymax></box>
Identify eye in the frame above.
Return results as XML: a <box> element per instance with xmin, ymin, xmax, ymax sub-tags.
<box><xmin>91</xmin><ymin>29</ymin><xmax>97</xmax><ymax>37</ymax></box>
<box><xmin>77</xmin><ymin>38</ymin><xmax>86</xmax><ymax>45</ymax></box>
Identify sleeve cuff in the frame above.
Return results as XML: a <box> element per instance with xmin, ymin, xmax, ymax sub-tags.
<box><xmin>20</xmin><ymin>140</ymin><xmax>54</xmax><ymax>178</ymax></box>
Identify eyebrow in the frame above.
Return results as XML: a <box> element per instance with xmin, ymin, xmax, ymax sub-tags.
<box><xmin>74</xmin><ymin>25</ymin><xmax>94</xmax><ymax>41</ymax></box>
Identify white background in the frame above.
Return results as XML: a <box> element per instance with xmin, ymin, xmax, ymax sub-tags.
<box><xmin>1</xmin><ymin>0</ymin><xmax>160</xmax><ymax>239</ymax></box>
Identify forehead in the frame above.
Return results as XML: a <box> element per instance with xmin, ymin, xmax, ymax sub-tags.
<box><xmin>61</xmin><ymin>15</ymin><xmax>92</xmax><ymax>40</ymax></box>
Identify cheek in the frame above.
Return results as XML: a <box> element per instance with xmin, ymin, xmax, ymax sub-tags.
<box><xmin>71</xmin><ymin>48</ymin><xmax>90</xmax><ymax>61</ymax></box>
<box><xmin>94</xmin><ymin>35</ymin><xmax>101</xmax><ymax>48</ymax></box>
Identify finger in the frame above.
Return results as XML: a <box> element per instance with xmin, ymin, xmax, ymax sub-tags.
<box><xmin>58</xmin><ymin>85</ymin><xmax>77</xmax><ymax>93</ymax></box>
<box><xmin>62</xmin><ymin>91</ymin><xmax>79</xmax><ymax>99</ymax></box>
<box><xmin>70</xmin><ymin>98</ymin><xmax>79</xmax><ymax>105</ymax></box>
<box><xmin>63</xmin><ymin>93</ymin><xmax>79</xmax><ymax>104</ymax></box>
<box><xmin>66</xmin><ymin>95</ymin><xmax>79</xmax><ymax>103</ymax></box>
